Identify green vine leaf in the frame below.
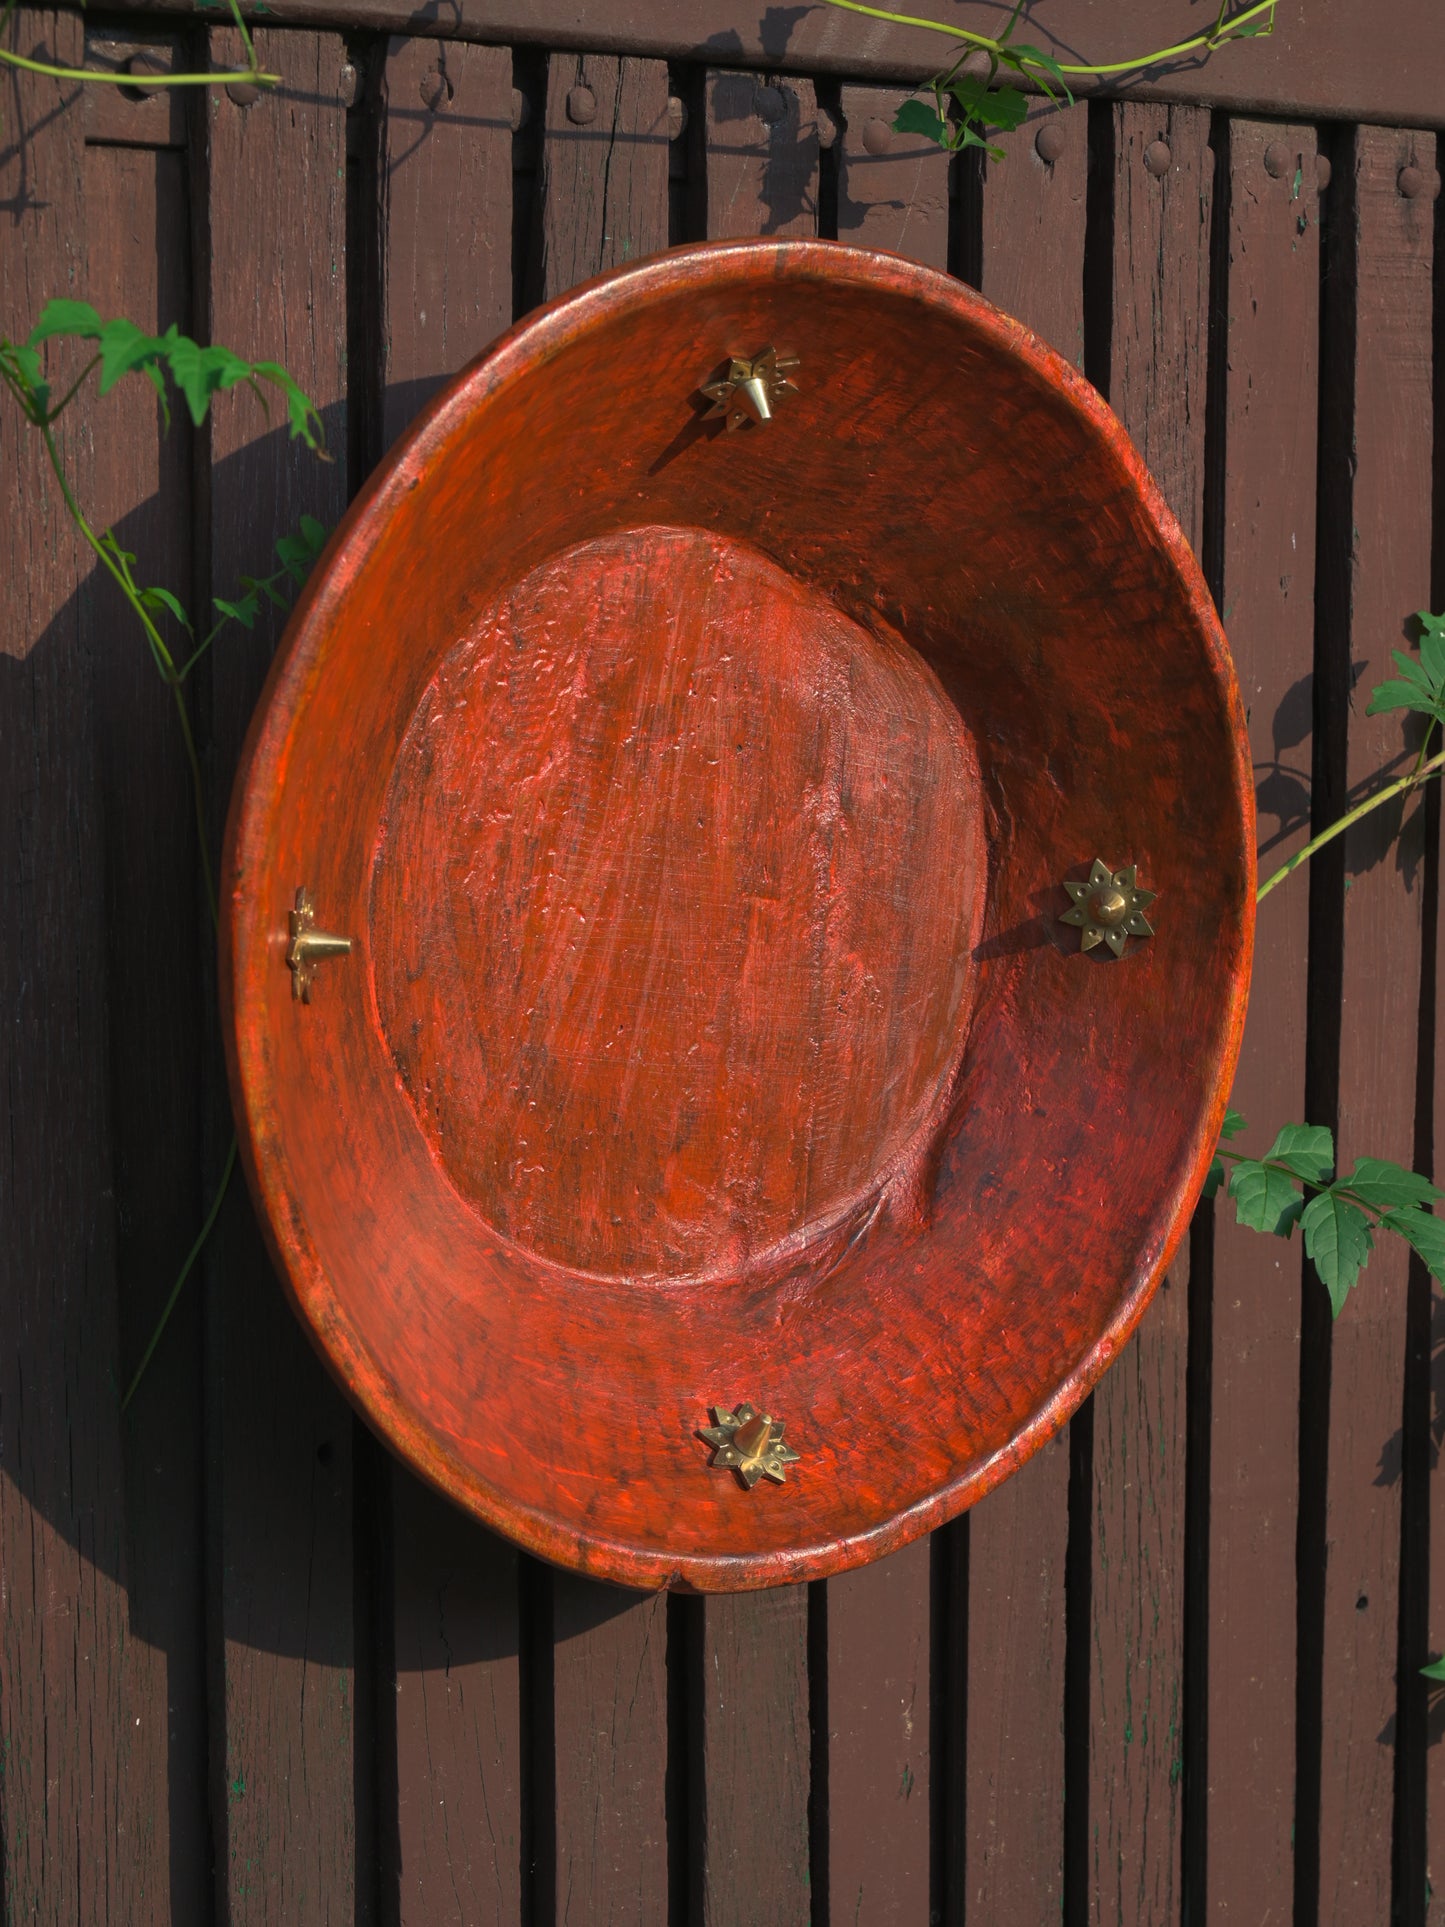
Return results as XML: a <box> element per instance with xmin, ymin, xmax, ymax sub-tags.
<box><xmin>137</xmin><ymin>585</ymin><xmax>192</xmax><ymax>632</ymax></box>
<box><xmin>1301</xmin><ymin>1190</ymin><xmax>1374</xmax><ymax>1316</ymax></box>
<box><xmin>1366</xmin><ymin>622</ymin><xmax>1445</xmax><ymax>723</ymax></box>
<box><xmin>1229</xmin><ymin>1159</ymin><xmax>1304</xmax><ymax>1237</ymax></box>
<box><xmin>1341</xmin><ymin>1159</ymin><xmax>1442</xmax><ymax>1211</ymax></box>
<box><xmin>1204</xmin><ymin>1107</ymin><xmax>1249</xmax><ymax>1199</ymax></box>
<box><xmin>1262</xmin><ymin>1123</ymin><xmax>1334</xmax><ymax>1186</ymax></box>
<box><xmin>1380</xmin><ymin>1206</ymin><xmax>1445</xmax><ymax>1283</ymax></box>
<box><xmin>1422</xmin><ymin>1656</ymin><xmax>1445</xmax><ymax>1682</ymax></box>
<box><xmin>14</xmin><ymin>302</ymin><xmax>327</xmax><ymax>455</ymax></box>
<box><xmin>998</xmin><ymin>42</ymin><xmax>1072</xmax><ymax>101</ymax></box>
<box><xmin>893</xmin><ymin>98</ymin><xmax>949</xmax><ymax>143</ymax></box>
<box><xmin>948</xmin><ymin>72</ymin><xmax>1028</xmax><ymax>132</ymax></box>
<box><xmin>26</xmin><ymin>298</ymin><xmax>104</xmax><ymax>344</ymax></box>
<box><xmin>212</xmin><ymin>593</ymin><xmax>261</xmax><ymax>631</ymax></box>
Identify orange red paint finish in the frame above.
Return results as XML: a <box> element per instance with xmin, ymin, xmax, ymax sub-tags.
<box><xmin>222</xmin><ymin>240</ymin><xmax>1254</xmax><ymax>1592</ymax></box>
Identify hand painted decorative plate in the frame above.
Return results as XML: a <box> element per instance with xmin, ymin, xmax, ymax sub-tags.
<box><xmin>222</xmin><ymin>239</ymin><xmax>1253</xmax><ymax>1591</ymax></box>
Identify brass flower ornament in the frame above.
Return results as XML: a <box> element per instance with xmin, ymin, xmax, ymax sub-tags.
<box><xmin>1060</xmin><ymin>858</ymin><xmax>1157</xmax><ymax>957</ymax></box>
<box><xmin>699</xmin><ymin>1402</ymin><xmax>801</xmax><ymax>1487</ymax></box>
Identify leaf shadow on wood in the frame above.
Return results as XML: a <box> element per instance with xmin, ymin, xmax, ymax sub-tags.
<box><xmin>704</xmin><ymin>65</ymin><xmax>818</xmax><ymax>235</ymax></box>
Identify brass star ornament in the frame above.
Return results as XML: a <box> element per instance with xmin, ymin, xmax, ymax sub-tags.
<box><xmin>1060</xmin><ymin>858</ymin><xmax>1157</xmax><ymax>958</ymax></box>
<box><xmin>699</xmin><ymin>1403</ymin><xmax>801</xmax><ymax>1488</ymax></box>
<box><xmin>700</xmin><ymin>347</ymin><xmax>800</xmax><ymax>430</ymax></box>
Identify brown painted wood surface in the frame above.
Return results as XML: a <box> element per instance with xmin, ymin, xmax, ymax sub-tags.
<box><xmin>955</xmin><ymin>109</ymin><xmax>1088</xmax><ymax>1927</ymax></box>
<box><xmin>552</xmin><ymin>1580</ymin><xmax>669</xmax><ymax>1923</ymax></box>
<box><xmin>379</xmin><ymin>36</ymin><xmax>513</xmax><ymax>451</ymax></box>
<box><xmin>1312</xmin><ymin>123</ymin><xmax>1435</xmax><ymax>1927</ymax></box>
<box><xmin>392</xmin><ymin>1475</ymin><xmax>523</xmax><ymax>1925</ymax></box>
<box><xmin>835</xmin><ymin>82</ymin><xmax>948</xmax><ymax>264</ymax></box>
<box><xmin>1431</xmin><ymin>810</ymin><xmax>1445</xmax><ymax>1926</ymax></box>
<box><xmin>1084</xmin><ymin>101</ymin><xmax>1212</xmax><ymax>1927</ymax></box>
<box><xmin>1207</xmin><ymin>115</ymin><xmax>1321</xmax><ymax>1925</ymax></box>
<box><xmin>706</xmin><ymin>69</ymin><xmax>818</xmax><ymax>240</ymax></box>
<box><xmin>538</xmin><ymin>50</ymin><xmax>670</xmax><ymax>301</ymax></box>
<box><xmin>4</xmin><ymin>12</ymin><xmax>1445</xmax><ymax>1916</ymax></box>
<box><xmin>203</xmin><ymin>28</ymin><xmax>356</xmax><ymax>1923</ymax></box>
<box><xmin>374</xmin><ymin>41</ymin><xmax>524</xmax><ymax>1926</ymax></box>
<box><xmin>83</xmin><ymin>126</ymin><xmax>212</xmax><ymax>1926</ymax></box>
<box><xmin>98</xmin><ymin>0</ymin><xmax>1445</xmax><ymax>131</ymax></box>
<box><xmin>0</xmin><ymin>17</ymin><xmax>156</xmax><ymax>1922</ymax></box>
<box><xmin>698</xmin><ymin>1586</ymin><xmax>811</xmax><ymax>1924</ymax></box>
<box><xmin>822</xmin><ymin>1541</ymin><xmax>931</xmax><ymax>1922</ymax></box>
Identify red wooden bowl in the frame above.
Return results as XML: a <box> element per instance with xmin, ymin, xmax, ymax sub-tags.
<box><xmin>223</xmin><ymin>240</ymin><xmax>1253</xmax><ymax>1592</ymax></box>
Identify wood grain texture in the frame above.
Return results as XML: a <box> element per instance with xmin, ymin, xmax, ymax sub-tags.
<box><xmin>82</xmin><ymin>32</ymin><xmax>188</xmax><ymax>147</ymax></box>
<box><xmin>538</xmin><ymin>50</ymin><xmax>670</xmax><ymax>302</ymax></box>
<box><xmin>1206</xmin><ymin>116</ymin><xmax>1321</xmax><ymax>1924</ymax></box>
<box><xmin>0</xmin><ymin>20</ymin><xmax>157</xmax><ymax>1921</ymax></box>
<box><xmin>978</xmin><ymin>103</ymin><xmax>1088</xmax><ymax>369</ymax></box>
<box><xmin>83</xmin><ymin>133</ymin><xmax>211</xmax><ymax>1926</ymax></box>
<box><xmin>1315</xmin><ymin>124</ymin><xmax>1435</xmax><ymax>1927</ymax></box>
<box><xmin>957</xmin><ymin>109</ymin><xmax>1089</xmax><ymax>1925</ymax></box>
<box><xmin>1431</xmin><ymin>824</ymin><xmax>1445</xmax><ymax>1926</ymax></box>
<box><xmin>532</xmin><ymin>54</ymin><xmax>677</xmax><ymax>1918</ymax></box>
<box><xmin>380</xmin><ymin>37</ymin><xmax>513</xmax><ymax>451</ymax></box>
<box><xmin>204</xmin><ymin>29</ymin><xmax>355</xmax><ymax>1924</ymax></box>
<box><xmin>94</xmin><ymin>0</ymin><xmax>1445</xmax><ymax>132</ymax></box>
<box><xmin>964</xmin><ymin>1439</ymin><xmax>1068</xmax><ymax>1922</ymax></box>
<box><xmin>552</xmin><ymin>1579</ymin><xmax>668</xmax><ymax>1924</ymax></box>
<box><xmin>822</xmin><ymin>87</ymin><xmax>944</xmax><ymax>1927</ymax></box>
<box><xmin>378</xmin><ymin>37</ymin><xmax>527</xmax><ymax>1927</ymax></box>
<box><xmin>706</xmin><ymin>70</ymin><xmax>818</xmax><ymax>240</ymax></box>
<box><xmin>392</xmin><ymin>1473</ymin><xmax>522</xmax><ymax>1926</ymax></box>
<box><xmin>1085</xmin><ymin>102</ymin><xmax>1212</xmax><ymax>1927</ymax></box>
<box><xmin>823</xmin><ymin>1539</ymin><xmax>931</xmax><ymax>1923</ymax></box>
<box><xmin>698</xmin><ymin>1586</ymin><xmax>811</xmax><ymax>1924</ymax></box>
<box><xmin>835</xmin><ymin>83</ymin><xmax>948</xmax><ymax>265</ymax></box>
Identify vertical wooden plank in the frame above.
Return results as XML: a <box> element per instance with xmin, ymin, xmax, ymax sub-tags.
<box><xmin>958</xmin><ymin>110</ymin><xmax>1088</xmax><ymax>1925</ymax></box>
<box><xmin>539</xmin><ymin>50</ymin><xmax>670</xmax><ymax>301</ymax></box>
<box><xmin>820</xmin><ymin>83</ymin><xmax>945</xmax><ymax>1926</ymax></box>
<box><xmin>835</xmin><ymin>83</ymin><xmax>948</xmax><ymax>265</ymax></box>
<box><xmin>698</xmin><ymin>1586</ymin><xmax>811</xmax><ymax>1926</ymax></box>
<box><xmin>1316</xmin><ymin>123</ymin><xmax>1435</xmax><ymax>1926</ymax></box>
<box><xmin>552</xmin><ymin>1580</ymin><xmax>668</xmax><ymax>1924</ymax></box>
<box><xmin>1087</xmin><ymin>102</ymin><xmax>1212</xmax><ymax>1927</ymax></box>
<box><xmin>375</xmin><ymin>38</ymin><xmax>524</xmax><ymax>1927</ymax></box>
<box><xmin>1431</xmin><ymin>492</ymin><xmax>1445</xmax><ymax>1927</ymax></box>
<box><xmin>979</xmin><ymin>103</ymin><xmax>1088</xmax><ymax>366</ymax></box>
<box><xmin>84</xmin><ymin>128</ymin><xmax>211</xmax><ymax>1924</ymax></box>
<box><xmin>705</xmin><ymin>70</ymin><xmax>818</xmax><ymax>240</ymax></box>
<box><xmin>963</xmin><ymin>1441</ymin><xmax>1069</xmax><ymax>1922</ymax></box>
<box><xmin>392</xmin><ymin>1475</ymin><xmax>522</xmax><ymax>1926</ymax></box>
<box><xmin>1432</xmin><ymin>822</ymin><xmax>1445</xmax><ymax>1926</ymax></box>
<box><xmin>823</xmin><ymin>1543</ymin><xmax>931</xmax><ymax>1924</ymax></box>
<box><xmin>528</xmin><ymin>52</ymin><xmax>674</xmax><ymax>1924</ymax></box>
<box><xmin>379</xmin><ymin>37</ymin><xmax>512</xmax><ymax>451</ymax></box>
<box><xmin>0</xmin><ymin>19</ymin><xmax>167</xmax><ymax>1919</ymax></box>
<box><xmin>1207</xmin><ymin>117</ymin><xmax>1320</xmax><ymax>1923</ymax></box>
<box><xmin>692</xmin><ymin>95</ymin><xmax>819</xmax><ymax>1923</ymax></box>
<box><xmin>204</xmin><ymin>30</ymin><xmax>354</xmax><ymax>1923</ymax></box>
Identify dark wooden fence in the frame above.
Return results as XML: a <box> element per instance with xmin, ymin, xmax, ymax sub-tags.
<box><xmin>2</xmin><ymin>4</ymin><xmax>1443</xmax><ymax>1920</ymax></box>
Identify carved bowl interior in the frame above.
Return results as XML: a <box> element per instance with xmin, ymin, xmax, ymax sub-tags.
<box><xmin>222</xmin><ymin>239</ymin><xmax>1253</xmax><ymax>1591</ymax></box>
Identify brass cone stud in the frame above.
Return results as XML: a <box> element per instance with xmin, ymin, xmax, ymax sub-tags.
<box><xmin>699</xmin><ymin>1402</ymin><xmax>801</xmax><ymax>1488</ymax></box>
<box><xmin>700</xmin><ymin>348</ymin><xmax>800</xmax><ymax>431</ymax></box>
<box><xmin>286</xmin><ymin>887</ymin><xmax>353</xmax><ymax>1002</ymax></box>
<box><xmin>1060</xmin><ymin>858</ymin><xmax>1156</xmax><ymax>958</ymax></box>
